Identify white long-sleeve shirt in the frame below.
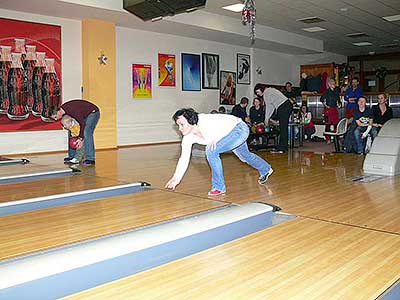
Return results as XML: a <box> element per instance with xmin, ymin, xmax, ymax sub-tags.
<box><xmin>264</xmin><ymin>88</ymin><xmax>288</xmax><ymax>121</ymax></box>
<box><xmin>173</xmin><ymin>113</ymin><xmax>241</xmax><ymax>181</ymax></box>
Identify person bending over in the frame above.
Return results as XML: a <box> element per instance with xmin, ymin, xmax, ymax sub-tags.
<box><xmin>165</xmin><ymin>108</ymin><xmax>273</xmax><ymax>196</ymax></box>
<box><xmin>254</xmin><ymin>83</ymin><xmax>292</xmax><ymax>153</ymax></box>
<box><xmin>52</xmin><ymin>99</ymin><xmax>100</xmax><ymax>166</ymax></box>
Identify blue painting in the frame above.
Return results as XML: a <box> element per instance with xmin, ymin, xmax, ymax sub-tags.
<box><xmin>181</xmin><ymin>53</ymin><xmax>201</xmax><ymax>91</ymax></box>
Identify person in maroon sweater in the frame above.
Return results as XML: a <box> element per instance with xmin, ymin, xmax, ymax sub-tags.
<box><xmin>53</xmin><ymin>99</ymin><xmax>100</xmax><ymax>166</ymax></box>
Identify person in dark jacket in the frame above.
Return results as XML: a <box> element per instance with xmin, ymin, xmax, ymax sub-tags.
<box><xmin>231</xmin><ymin>97</ymin><xmax>250</xmax><ymax>123</ymax></box>
<box><xmin>53</xmin><ymin>99</ymin><xmax>100</xmax><ymax>166</ymax></box>
<box><xmin>320</xmin><ymin>79</ymin><xmax>340</xmax><ymax>143</ymax></box>
<box><xmin>370</xmin><ymin>93</ymin><xmax>393</xmax><ymax>141</ymax></box>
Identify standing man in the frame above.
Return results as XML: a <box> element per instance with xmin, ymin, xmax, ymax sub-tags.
<box><xmin>231</xmin><ymin>97</ymin><xmax>250</xmax><ymax>123</ymax></box>
<box><xmin>344</xmin><ymin>77</ymin><xmax>363</xmax><ymax>119</ymax></box>
<box><xmin>53</xmin><ymin>99</ymin><xmax>100</xmax><ymax>166</ymax></box>
<box><xmin>165</xmin><ymin>108</ymin><xmax>273</xmax><ymax>196</ymax></box>
<box><xmin>320</xmin><ymin>79</ymin><xmax>340</xmax><ymax>143</ymax></box>
<box><xmin>254</xmin><ymin>83</ymin><xmax>292</xmax><ymax>153</ymax></box>
<box><xmin>282</xmin><ymin>81</ymin><xmax>301</xmax><ymax>100</ymax></box>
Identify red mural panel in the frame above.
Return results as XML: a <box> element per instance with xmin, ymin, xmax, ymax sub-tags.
<box><xmin>0</xmin><ymin>17</ymin><xmax>62</xmax><ymax>131</ymax></box>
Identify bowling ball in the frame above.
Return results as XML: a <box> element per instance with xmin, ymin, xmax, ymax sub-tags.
<box><xmin>69</xmin><ymin>137</ymin><xmax>79</xmax><ymax>149</ymax></box>
<box><xmin>256</xmin><ymin>124</ymin><xmax>265</xmax><ymax>134</ymax></box>
<box><xmin>251</xmin><ymin>124</ymin><xmax>257</xmax><ymax>134</ymax></box>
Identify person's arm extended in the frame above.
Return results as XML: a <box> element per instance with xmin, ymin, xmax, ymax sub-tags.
<box><xmin>165</xmin><ymin>138</ymin><xmax>192</xmax><ymax>190</ymax></box>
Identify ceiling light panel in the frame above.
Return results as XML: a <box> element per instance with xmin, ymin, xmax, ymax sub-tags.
<box><xmin>382</xmin><ymin>14</ymin><xmax>400</xmax><ymax>22</ymax></box>
<box><xmin>297</xmin><ymin>17</ymin><xmax>326</xmax><ymax>24</ymax></box>
<box><xmin>346</xmin><ymin>33</ymin><xmax>369</xmax><ymax>38</ymax></box>
<box><xmin>222</xmin><ymin>3</ymin><xmax>244</xmax><ymax>12</ymax></box>
<box><xmin>302</xmin><ymin>27</ymin><xmax>326</xmax><ymax>32</ymax></box>
<box><xmin>352</xmin><ymin>42</ymin><xmax>373</xmax><ymax>46</ymax></box>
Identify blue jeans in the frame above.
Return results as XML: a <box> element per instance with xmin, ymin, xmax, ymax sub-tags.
<box><xmin>354</xmin><ymin>126</ymin><xmax>367</xmax><ymax>154</ymax></box>
<box><xmin>205</xmin><ymin>121</ymin><xmax>272</xmax><ymax>191</ymax></box>
<box><xmin>370</xmin><ymin>126</ymin><xmax>380</xmax><ymax>141</ymax></box>
<box><xmin>68</xmin><ymin>111</ymin><xmax>100</xmax><ymax>161</ymax></box>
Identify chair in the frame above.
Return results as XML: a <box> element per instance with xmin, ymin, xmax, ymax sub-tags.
<box><xmin>324</xmin><ymin>118</ymin><xmax>349</xmax><ymax>152</ymax></box>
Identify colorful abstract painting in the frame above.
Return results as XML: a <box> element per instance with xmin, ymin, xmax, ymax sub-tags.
<box><xmin>158</xmin><ymin>53</ymin><xmax>175</xmax><ymax>87</ymax></box>
<box><xmin>0</xmin><ymin>17</ymin><xmax>62</xmax><ymax>131</ymax></box>
<box><xmin>132</xmin><ymin>64</ymin><xmax>152</xmax><ymax>98</ymax></box>
<box><xmin>181</xmin><ymin>53</ymin><xmax>201</xmax><ymax>91</ymax></box>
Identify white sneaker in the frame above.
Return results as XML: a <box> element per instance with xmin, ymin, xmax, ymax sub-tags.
<box><xmin>258</xmin><ymin>168</ymin><xmax>274</xmax><ymax>184</ymax></box>
<box><xmin>66</xmin><ymin>158</ymin><xmax>80</xmax><ymax>164</ymax></box>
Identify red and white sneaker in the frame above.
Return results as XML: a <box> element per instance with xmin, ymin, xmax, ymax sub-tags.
<box><xmin>208</xmin><ymin>189</ymin><xmax>226</xmax><ymax>196</ymax></box>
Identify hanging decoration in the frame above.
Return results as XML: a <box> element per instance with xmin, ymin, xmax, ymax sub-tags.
<box><xmin>241</xmin><ymin>0</ymin><xmax>256</xmax><ymax>44</ymax></box>
<box><xmin>376</xmin><ymin>67</ymin><xmax>388</xmax><ymax>80</ymax></box>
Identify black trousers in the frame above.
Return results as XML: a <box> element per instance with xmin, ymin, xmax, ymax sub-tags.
<box><xmin>277</xmin><ymin>100</ymin><xmax>293</xmax><ymax>151</ymax></box>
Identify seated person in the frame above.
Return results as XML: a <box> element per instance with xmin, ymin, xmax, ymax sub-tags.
<box><xmin>61</xmin><ymin>115</ymin><xmax>85</xmax><ymax>164</ymax></box>
<box><xmin>249</xmin><ymin>98</ymin><xmax>265</xmax><ymax>125</ymax></box>
<box><xmin>231</xmin><ymin>97</ymin><xmax>250</xmax><ymax>123</ymax></box>
<box><xmin>218</xmin><ymin>106</ymin><xmax>226</xmax><ymax>114</ymax></box>
<box><xmin>299</xmin><ymin>105</ymin><xmax>316</xmax><ymax>140</ymax></box>
<box><xmin>248</xmin><ymin>98</ymin><xmax>266</xmax><ymax>146</ymax></box>
<box><xmin>353</xmin><ymin>97</ymin><xmax>373</xmax><ymax>154</ymax></box>
<box><xmin>370</xmin><ymin>93</ymin><xmax>393</xmax><ymax>140</ymax></box>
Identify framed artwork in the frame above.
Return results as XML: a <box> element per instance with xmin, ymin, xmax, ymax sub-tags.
<box><xmin>132</xmin><ymin>63</ymin><xmax>152</xmax><ymax>98</ymax></box>
<box><xmin>202</xmin><ymin>53</ymin><xmax>219</xmax><ymax>89</ymax></box>
<box><xmin>158</xmin><ymin>53</ymin><xmax>175</xmax><ymax>87</ymax></box>
<box><xmin>219</xmin><ymin>71</ymin><xmax>236</xmax><ymax>105</ymax></box>
<box><xmin>181</xmin><ymin>53</ymin><xmax>201</xmax><ymax>91</ymax></box>
<box><xmin>237</xmin><ymin>53</ymin><xmax>250</xmax><ymax>85</ymax></box>
<box><xmin>0</xmin><ymin>17</ymin><xmax>62</xmax><ymax>132</ymax></box>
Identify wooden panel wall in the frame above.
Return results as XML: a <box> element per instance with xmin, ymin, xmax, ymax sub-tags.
<box><xmin>300</xmin><ymin>63</ymin><xmax>335</xmax><ymax>78</ymax></box>
<box><xmin>82</xmin><ymin>19</ymin><xmax>117</xmax><ymax>149</ymax></box>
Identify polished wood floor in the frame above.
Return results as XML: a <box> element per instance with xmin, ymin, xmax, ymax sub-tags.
<box><xmin>2</xmin><ymin>143</ymin><xmax>400</xmax><ymax>299</ymax></box>
<box><xmin>64</xmin><ymin>218</ymin><xmax>400</xmax><ymax>300</ymax></box>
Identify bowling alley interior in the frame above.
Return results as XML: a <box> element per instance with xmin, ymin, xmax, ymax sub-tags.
<box><xmin>0</xmin><ymin>1</ymin><xmax>400</xmax><ymax>299</ymax></box>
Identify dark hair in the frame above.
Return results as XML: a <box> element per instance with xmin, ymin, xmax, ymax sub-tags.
<box><xmin>173</xmin><ymin>108</ymin><xmax>199</xmax><ymax>125</ymax></box>
<box><xmin>253</xmin><ymin>83</ymin><xmax>267</xmax><ymax>96</ymax></box>
<box><xmin>240</xmin><ymin>97</ymin><xmax>249</xmax><ymax>105</ymax></box>
<box><xmin>301</xmin><ymin>104</ymin><xmax>308</xmax><ymax>112</ymax></box>
<box><xmin>218</xmin><ymin>106</ymin><xmax>226</xmax><ymax>113</ymax></box>
<box><xmin>285</xmin><ymin>81</ymin><xmax>292</xmax><ymax>86</ymax></box>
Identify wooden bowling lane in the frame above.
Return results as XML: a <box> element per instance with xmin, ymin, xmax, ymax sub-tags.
<box><xmin>0</xmin><ymin>190</ymin><xmax>227</xmax><ymax>261</ymax></box>
<box><xmin>0</xmin><ymin>161</ymin><xmax>71</xmax><ymax>178</ymax></box>
<box><xmin>0</xmin><ymin>169</ymin><xmax>124</xmax><ymax>204</ymax></box>
<box><xmin>63</xmin><ymin>217</ymin><xmax>400</xmax><ymax>300</ymax></box>
<box><xmin>88</xmin><ymin>146</ymin><xmax>400</xmax><ymax>235</ymax></box>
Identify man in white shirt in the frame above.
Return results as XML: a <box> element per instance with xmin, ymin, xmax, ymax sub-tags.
<box><xmin>165</xmin><ymin>108</ymin><xmax>273</xmax><ymax>196</ymax></box>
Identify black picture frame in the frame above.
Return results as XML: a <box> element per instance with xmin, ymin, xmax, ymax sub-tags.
<box><xmin>237</xmin><ymin>53</ymin><xmax>251</xmax><ymax>85</ymax></box>
<box><xmin>202</xmin><ymin>53</ymin><xmax>219</xmax><ymax>89</ymax></box>
<box><xmin>219</xmin><ymin>70</ymin><xmax>236</xmax><ymax>105</ymax></box>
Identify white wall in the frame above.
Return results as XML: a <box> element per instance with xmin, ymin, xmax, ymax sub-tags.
<box><xmin>0</xmin><ymin>9</ymin><xmax>82</xmax><ymax>155</ymax></box>
<box><xmin>0</xmin><ymin>9</ymin><xmax>347</xmax><ymax>153</ymax></box>
<box><xmin>116</xmin><ymin>27</ymin><xmax>338</xmax><ymax>146</ymax></box>
<box><xmin>116</xmin><ymin>27</ymin><xmax>254</xmax><ymax>145</ymax></box>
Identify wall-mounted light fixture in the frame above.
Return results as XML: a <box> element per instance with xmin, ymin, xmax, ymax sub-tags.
<box><xmin>98</xmin><ymin>51</ymin><xmax>107</xmax><ymax>65</ymax></box>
